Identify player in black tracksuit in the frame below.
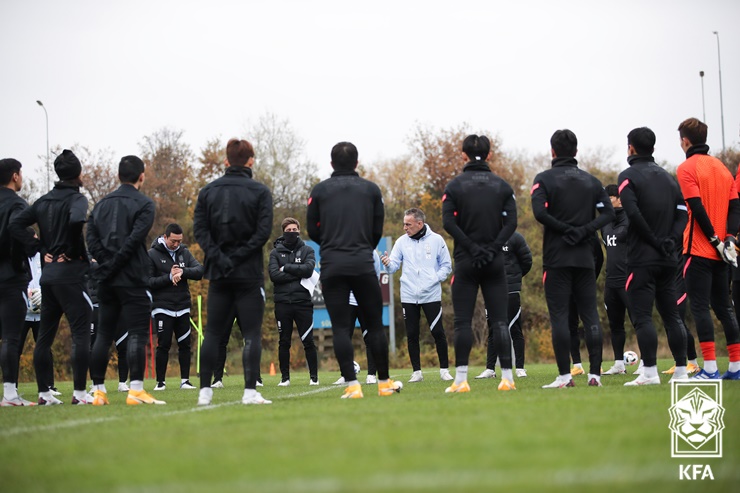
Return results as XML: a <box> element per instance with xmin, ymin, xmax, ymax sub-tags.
<box><xmin>0</xmin><ymin>158</ymin><xmax>39</xmax><ymax>406</ymax></box>
<box><xmin>10</xmin><ymin>150</ymin><xmax>92</xmax><ymax>405</ymax></box>
<box><xmin>307</xmin><ymin>141</ymin><xmax>402</xmax><ymax>399</ymax></box>
<box><xmin>148</xmin><ymin>224</ymin><xmax>204</xmax><ymax>390</ymax></box>
<box><xmin>442</xmin><ymin>135</ymin><xmax>518</xmax><ymax>392</ymax></box>
<box><xmin>617</xmin><ymin>127</ymin><xmax>688</xmax><ymax>385</ymax></box>
<box><xmin>87</xmin><ymin>155</ymin><xmax>161</xmax><ymax>405</ymax></box>
<box><xmin>568</xmin><ymin>235</ymin><xmax>604</xmax><ymax>373</ymax></box>
<box><xmin>531</xmin><ymin>129</ymin><xmax>614</xmax><ymax>388</ymax></box>
<box><xmin>477</xmin><ymin>231</ymin><xmax>532</xmax><ymax>377</ymax></box>
<box><xmin>268</xmin><ymin>218</ymin><xmax>318</xmax><ymax>385</ymax></box>
<box><xmin>194</xmin><ymin>139</ymin><xmax>273</xmax><ymax>405</ymax></box>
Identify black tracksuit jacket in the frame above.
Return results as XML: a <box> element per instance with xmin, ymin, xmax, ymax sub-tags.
<box><xmin>442</xmin><ymin>161</ymin><xmax>518</xmax><ymax>261</ymax></box>
<box><xmin>0</xmin><ymin>188</ymin><xmax>38</xmax><ymax>287</ymax></box>
<box><xmin>193</xmin><ymin>166</ymin><xmax>273</xmax><ymax>282</ymax></box>
<box><xmin>86</xmin><ymin>184</ymin><xmax>155</xmax><ymax>287</ymax></box>
<box><xmin>306</xmin><ymin>169</ymin><xmax>383</xmax><ymax>279</ymax></box>
<box><xmin>617</xmin><ymin>155</ymin><xmax>687</xmax><ymax>268</ymax></box>
<box><xmin>147</xmin><ymin>237</ymin><xmax>204</xmax><ymax>311</ymax></box>
<box><xmin>531</xmin><ymin>157</ymin><xmax>614</xmax><ymax>269</ymax></box>
<box><xmin>268</xmin><ymin>236</ymin><xmax>316</xmax><ymax>305</ymax></box>
<box><xmin>600</xmin><ymin>207</ymin><xmax>629</xmax><ymax>288</ymax></box>
<box><xmin>10</xmin><ymin>183</ymin><xmax>89</xmax><ymax>284</ymax></box>
<box><xmin>503</xmin><ymin>231</ymin><xmax>532</xmax><ymax>292</ymax></box>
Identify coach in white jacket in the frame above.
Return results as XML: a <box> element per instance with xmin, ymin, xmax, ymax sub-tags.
<box><xmin>381</xmin><ymin>208</ymin><xmax>453</xmax><ymax>382</ymax></box>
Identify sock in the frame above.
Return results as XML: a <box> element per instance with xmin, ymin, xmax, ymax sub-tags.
<box><xmin>243</xmin><ymin>388</ymin><xmax>256</xmax><ymax>399</ymax></box>
<box><xmin>728</xmin><ymin>343</ymin><xmax>740</xmax><ymax>364</ymax></box>
<box><xmin>574</xmin><ymin>363</ymin><xmax>583</xmax><ymax>370</ymax></box>
<box><xmin>182</xmin><ymin>378</ymin><xmax>188</xmax><ymax>384</ymax></box>
<box><xmin>558</xmin><ymin>374</ymin><xmax>572</xmax><ymax>383</ymax></box>
<box><xmin>673</xmin><ymin>366</ymin><xmax>688</xmax><ymax>378</ymax></box>
<box><xmin>92</xmin><ymin>384</ymin><xmax>107</xmax><ymax>393</ymax></box>
<box><xmin>501</xmin><ymin>369</ymin><xmax>513</xmax><ymax>381</ymax></box>
<box><xmin>700</xmin><ymin>341</ymin><xmax>717</xmax><ymax>362</ymax></box>
<box><xmin>455</xmin><ymin>366</ymin><xmax>468</xmax><ymax>385</ymax></box>
<box><xmin>614</xmin><ymin>360</ymin><xmax>625</xmax><ymax>369</ymax></box>
<box><xmin>39</xmin><ymin>390</ymin><xmax>52</xmax><ymax>400</ymax></box>
<box><xmin>637</xmin><ymin>360</ymin><xmax>644</xmax><ymax>368</ymax></box>
<box><xmin>588</xmin><ymin>373</ymin><xmax>601</xmax><ymax>383</ymax></box>
<box><xmin>73</xmin><ymin>390</ymin><xmax>87</xmax><ymax>401</ymax></box>
<box><xmin>4</xmin><ymin>382</ymin><xmax>18</xmax><ymax>399</ymax></box>
<box><xmin>643</xmin><ymin>366</ymin><xmax>658</xmax><ymax>379</ymax></box>
<box><xmin>728</xmin><ymin>361</ymin><xmax>740</xmax><ymax>372</ymax></box>
<box><xmin>130</xmin><ymin>380</ymin><xmax>144</xmax><ymax>391</ymax></box>
<box><xmin>346</xmin><ymin>380</ymin><xmax>359</xmax><ymax>386</ymax></box>
<box><xmin>689</xmin><ymin>359</ymin><xmax>698</xmax><ymax>367</ymax></box>
<box><xmin>199</xmin><ymin>387</ymin><xmax>212</xmax><ymax>401</ymax></box>
<box><xmin>704</xmin><ymin>360</ymin><xmax>718</xmax><ymax>374</ymax></box>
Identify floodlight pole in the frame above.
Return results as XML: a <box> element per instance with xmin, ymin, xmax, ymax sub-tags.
<box><xmin>699</xmin><ymin>71</ymin><xmax>706</xmax><ymax>123</ymax></box>
<box><xmin>712</xmin><ymin>31</ymin><xmax>726</xmax><ymax>151</ymax></box>
<box><xmin>36</xmin><ymin>100</ymin><xmax>50</xmax><ymax>192</ymax></box>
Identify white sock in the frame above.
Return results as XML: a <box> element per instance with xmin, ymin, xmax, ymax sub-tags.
<box><xmin>454</xmin><ymin>366</ymin><xmax>468</xmax><ymax>385</ymax></box>
<box><xmin>501</xmin><ymin>369</ymin><xmax>513</xmax><ymax>381</ymax></box>
<box><xmin>39</xmin><ymin>390</ymin><xmax>52</xmax><ymax>400</ymax></box>
<box><xmin>728</xmin><ymin>361</ymin><xmax>740</xmax><ymax>372</ymax></box>
<box><xmin>199</xmin><ymin>387</ymin><xmax>213</xmax><ymax>401</ymax></box>
<box><xmin>243</xmin><ymin>388</ymin><xmax>256</xmax><ymax>399</ymax></box>
<box><xmin>643</xmin><ymin>366</ymin><xmax>659</xmax><ymax>379</ymax></box>
<box><xmin>346</xmin><ymin>380</ymin><xmax>360</xmax><ymax>386</ymax></box>
<box><xmin>181</xmin><ymin>378</ymin><xmax>188</xmax><ymax>384</ymax></box>
<box><xmin>73</xmin><ymin>390</ymin><xmax>87</xmax><ymax>401</ymax></box>
<box><xmin>130</xmin><ymin>380</ymin><xmax>144</xmax><ymax>391</ymax></box>
<box><xmin>689</xmin><ymin>359</ymin><xmax>698</xmax><ymax>367</ymax></box>
<box><xmin>4</xmin><ymin>382</ymin><xmax>18</xmax><ymax>399</ymax></box>
<box><xmin>614</xmin><ymin>360</ymin><xmax>625</xmax><ymax>369</ymax></box>
<box><xmin>92</xmin><ymin>384</ymin><xmax>107</xmax><ymax>393</ymax></box>
<box><xmin>673</xmin><ymin>366</ymin><xmax>688</xmax><ymax>378</ymax></box>
<box><xmin>574</xmin><ymin>363</ymin><xmax>583</xmax><ymax>370</ymax></box>
<box><xmin>704</xmin><ymin>360</ymin><xmax>718</xmax><ymax>374</ymax></box>
<box><xmin>588</xmin><ymin>373</ymin><xmax>601</xmax><ymax>383</ymax></box>
<box><xmin>558</xmin><ymin>374</ymin><xmax>572</xmax><ymax>383</ymax></box>
<box><xmin>637</xmin><ymin>359</ymin><xmax>644</xmax><ymax>368</ymax></box>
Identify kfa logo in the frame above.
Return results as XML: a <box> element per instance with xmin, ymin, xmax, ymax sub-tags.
<box><xmin>606</xmin><ymin>234</ymin><xmax>617</xmax><ymax>247</ymax></box>
<box><xmin>669</xmin><ymin>381</ymin><xmax>724</xmax><ymax>458</ymax></box>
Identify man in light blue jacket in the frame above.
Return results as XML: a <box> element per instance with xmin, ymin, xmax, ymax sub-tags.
<box><xmin>381</xmin><ymin>208</ymin><xmax>453</xmax><ymax>382</ymax></box>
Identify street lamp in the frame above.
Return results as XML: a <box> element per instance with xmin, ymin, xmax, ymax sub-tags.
<box><xmin>699</xmin><ymin>71</ymin><xmax>706</xmax><ymax>122</ymax></box>
<box><xmin>712</xmin><ymin>31</ymin><xmax>725</xmax><ymax>151</ymax></box>
<box><xmin>36</xmin><ymin>100</ymin><xmax>50</xmax><ymax>192</ymax></box>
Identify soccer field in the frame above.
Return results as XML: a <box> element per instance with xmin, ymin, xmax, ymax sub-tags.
<box><xmin>1</xmin><ymin>360</ymin><xmax>738</xmax><ymax>493</ymax></box>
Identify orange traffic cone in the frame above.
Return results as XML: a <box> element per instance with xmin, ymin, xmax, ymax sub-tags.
<box><xmin>269</xmin><ymin>362</ymin><xmax>276</xmax><ymax>376</ymax></box>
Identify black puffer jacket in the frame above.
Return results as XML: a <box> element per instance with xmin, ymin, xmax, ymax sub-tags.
<box><xmin>503</xmin><ymin>231</ymin><xmax>532</xmax><ymax>292</ymax></box>
<box><xmin>268</xmin><ymin>236</ymin><xmax>316</xmax><ymax>305</ymax></box>
<box><xmin>0</xmin><ymin>188</ymin><xmax>38</xmax><ymax>286</ymax></box>
<box><xmin>147</xmin><ymin>237</ymin><xmax>204</xmax><ymax>311</ymax></box>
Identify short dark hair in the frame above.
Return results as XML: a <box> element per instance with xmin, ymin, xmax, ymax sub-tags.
<box><xmin>462</xmin><ymin>135</ymin><xmax>490</xmax><ymax>160</ymax></box>
<box><xmin>0</xmin><ymin>158</ymin><xmax>22</xmax><ymax>186</ymax></box>
<box><xmin>404</xmin><ymin>207</ymin><xmax>426</xmax><ymax>223</ymax></box>
<box><xmin>226</xmin><ymin>139</ymin><xmax>254</xmax><ymax>167</ymax></box>
<box><xmin>165</xmin><ymin>223</ymin><xmax>183</xmax><ymax>236</ymax></box>
<box><xmin>550</xmin><ymin>129</ymin><xmax>578</xmax><ymax>158</ymax></box>
<box><xmin>330</xmin><ymin>142</ymin><xmax>358</xmax><ymax>170</ymax></box>
<box><xmin>627</xmin><ymin>127</ymin><xmax>656</xmax><ymax>156</ymax></box>
<box><xmin>678</xmin><ymin>118</ymin><xmax>708</xmax><ymax>145</ymax></box>
<box><xmin>605</xmin><ymin>184</ymin><xmax>619</xmax><ymax>197</ymax></box>
<box><xmin>119</xmin><ymin>155</ymin><xmax>145</xmax><ymax>184</ymax></box>
<box><xmin>281</xmin><ymin>217</ymin><xmax>300</xmax><ymax>231</ymax></box>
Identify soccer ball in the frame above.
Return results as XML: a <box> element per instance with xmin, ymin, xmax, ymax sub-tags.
<box><xmin>623</xmin><ymin>350</ymin><xmax>639</xmax><ymax>366</ymax></box>
<box><xmin>353</xmin><ymin>361</ymin><xmax>361</xmax><ymax>375</ymax></box>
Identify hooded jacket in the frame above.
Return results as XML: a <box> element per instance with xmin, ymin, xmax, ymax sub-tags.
<box><xmin>0</xmin><ymin>187</ymin><xmax>37</xmax><ymax>286</ymax></box>
<box><xmin>147</xmin><ymin>236</ymin><xmax>204</xmax><ymax>313</ymax></box>
<box><xmin>268</xmin><ymin>235</ymin><xmax>316</xmax><ymax>305</ymax></box>
<box><xmin>503</xmin><ymin>231</ymin><xmax>532</xmax><ymax>293</ymax></box>
<box><xmin>600</xmin><ymin>207</ymin><xmax>629</xmax><ymax>287</ymax></box>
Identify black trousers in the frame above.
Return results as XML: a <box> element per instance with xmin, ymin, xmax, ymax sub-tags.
<box><xmin>0</xmin><ymin>284</ymin><xmax>27</xmax><ymax>385</ymax></box>
<box><xmin>486</xmin><ymin>292</ymin><xmax>525</xmax><ymax>369</ymax></box>
<box><xmin>322</xmin><ymin>272</ymin><xmax>389</xmax><ymax>381</ymax></box>
<box><xmin>604</xmin><ymin>285</ymin><xmax>634</xmax><ymax>361</ymax></box>
<box><xmin>544</xmin><ymin>267</ymin><xmax>603</xmax><ymax>376</ymax></box>
<box><xmin>90</xmin><ymin>306</ymin><xmax>129</xmax><ymax>383</ymax></box>
<box><xmin>91</xmin><ymin>285</ymin><xmax>150</xmax><ymax>385</ymax></box>
<box><xmin>199</xmin><ymin>280</ymin><xmax>264</xmax><ymax>390</ymax></box>
<box><xmin>568</xmin><ymin>296</ymin><xmax>582</xmax><ymax>365</ymax></box>
<box><xmin>403</xmin><ymin>301</ymin><xmax>449</xmax><ymax>371</ymax></box>
<box><xmin>34</xmin><ymin>283</ymin><xmax>91</xmax><ymax>392</ymax></box>
<box><xmin>685</xmin><ymin>256</ymin><xmax>740</xmax><ymax>346</ymax></box>
<box><xmin>154</xmin><ymin>313</ymin><xmax>192</xmax><ymax>382</ymax></box>
<box><xmin>275</xmin><ymin>303</ymin><xmax>318</xmax><ymax>380</ymax></box>
<box><xmin>626</xmin><ymin>265</ymin><xmax>686</xmax><ymax>367</ymax></box>
<box><xmin>348</xmin><ymin>304</ymin><xmax>377</xmax><ymax>375</ymax></box>
<box><xmin>675</xmin><ymin>258</ymin><xmax>698</xmax><ymax>361</ymax></box>
<box><xmin>18</xmin><ymin>320</ymin><xmax>39</xmax><ymax>359</ymax></box>
<box><xmin>451</xmin><ymin>255</ymin><xmax>510</xmax><ymax>368</ymax></box>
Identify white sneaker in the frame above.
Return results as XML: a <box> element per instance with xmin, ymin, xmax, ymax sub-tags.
<box><xmin>197</xmin><ymin>387</ymin><xmax>213</xmax><ymax>406</ymax></box>
<box><xmin>153</xmin><ymin>382</ymin><xmax>166</xmax><ymax>391</ymax></box>
<box><xmin>440</xmin><ymin>369</ymin><xmax>454</xmax><ymax>381</ymax></box>
<box><xmin>242</xmin><ymin>392</ymin><xmax>272</xmax><ymax>405</ymax></box>
<box><xmin>38</xmin><ymin>394</ymin><xmax>64</xmax><ymax>405</ymax></box>
<box><xmin>211</xmin><ymin>380</ymin><xmax>224</xmax><ymax>389</ymax></box>
<box><xmin>669</xmin><ymin>373</ymin><xmax>690</xmax><ymax>382</ymax></box>
<box><xmin>277</xmin><ymin>379</ymin><xmax>290</xmax><ymax>387</ymax></box>
<box><xmin>515</xmin><ymin>368</ymin><xmax>528</xmax><ymax>378</ymax></box>
<box><xmin>542</xmin><ymin>376</ymin><xmax>575</xmax><ymax>389</ymax></box>
<box><xmin>624</xmin><ymin>374</ymin><xmax>660</xmax><ymax>386</ymax></box>
<box><xmin>309</xmin><ymin>378</ymin><xmax>319</xmax><ymax>386</ymax></box>
<box><xmin>474</xmin><ymin>369</ymin><xmax>496</xmax><ymax>379</ymax></box>
<box><xmin>408</xmin><ymin>370</ymin><xmax>424</xmax><ymax>383</ymax></box>
<box><xmin>365</xmin><ymin>374</ymin><xmax>377</xmax><ymax>385</ymax></box>
<box><xmin>633</xmin><ymin>360</ymin><xmax>644</xmax><ymax>375</ymax></box>
<box><xmin>49</xmin><ymin>387</ymin><xmax>62</xmax><ymax>396</ymax></box>
<box><xmin>0</xmin><ymin>395</ymin><xmax>37</xmax><ymax>407</ymax></box>
<box><xmin>333</xmin><ymin>376</ymin><xmax>346</xmax><ymax>386</ymax></box>
<box><xmin>118</xmin><ymin>382</ymin><xmax>130</xmax><ymax>392</ymax></box>
<box><xmin>256</xmin><ymin>380</ymin><xmax>264</xmax><ymax>387</ymax></box>
<box><xmin>180</xmin><ymin>380</ymin><xmax>196</xmax><ymax>390</ymax></box>
<box><xmin>602</xmin><ymin>365</ymin><xmax>626</xmax><ymax>375</ymax></box>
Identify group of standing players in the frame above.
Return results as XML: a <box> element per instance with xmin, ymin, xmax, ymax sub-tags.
<box><xmin>1</xmin><ymin>116</ymin><xmax>738</xmax><ymax>407</ymax></box>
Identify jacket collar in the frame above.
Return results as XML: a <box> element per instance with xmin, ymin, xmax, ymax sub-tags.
<box><xmin>462</xmin><ymin>161</ymin><xmax>491</xmax><ymax>173</ymax></box>
<box><xmin>627</xmin><ymin>155</ymin><xmax>655</xmax><ymax>166</ymax></box>
<box><xmin>686</xmin><ymin>144</ymin><xmax>710</xmax><ymax>159</ymax></box>
<box><xmin>330</xmin><ymin>169</ymin><xmax>359</xmax><ymax>177</ymax></box>
<box><xmin>225</xmin><ymin>166</ymin><xmax>253</xmax><ymax>178</ymax></box>
<box><xmin>551</xmin><ymin>157</ymin><xmax>578</xmax><ymax>168</ymax></box>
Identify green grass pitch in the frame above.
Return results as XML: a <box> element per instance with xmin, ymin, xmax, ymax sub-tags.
<box><xmin>1</xmin><ymin>360</ymin><xmax>738</xmax><ymax>493</ymax></box>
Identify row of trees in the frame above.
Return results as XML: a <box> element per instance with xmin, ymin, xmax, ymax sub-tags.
<box><xmin>17</xmin><ymin>115</ymin><xmax>740</xmax><ymax>380</ymax></box>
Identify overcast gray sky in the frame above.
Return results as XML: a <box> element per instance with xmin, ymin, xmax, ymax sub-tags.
<box><xmin>2</xmin><ymin>0</ymin><xmax>738</xmax><ymax>189</ymax></box>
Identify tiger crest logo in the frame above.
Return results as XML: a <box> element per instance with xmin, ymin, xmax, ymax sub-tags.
<box><xmin>669</xmin><ymin>382</ymin><xmax>724</xmax><ymax>458</ymax></box>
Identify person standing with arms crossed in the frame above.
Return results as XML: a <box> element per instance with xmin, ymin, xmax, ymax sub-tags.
<box><xmin>381</xmin><ymin>207</ymin><xmax>453</xmax><ymax>383</ymax></box>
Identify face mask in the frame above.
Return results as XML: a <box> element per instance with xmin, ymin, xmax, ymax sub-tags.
<box><xmin>283</xmin><ymin>231</ymin><xmax>300</xmax><ymax>247</ymax></box>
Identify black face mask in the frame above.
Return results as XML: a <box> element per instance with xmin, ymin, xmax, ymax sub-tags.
<box><xmin>283</xmin><ymin>231</ymin><xmax>300</xmax><ymax>248</ymax></box>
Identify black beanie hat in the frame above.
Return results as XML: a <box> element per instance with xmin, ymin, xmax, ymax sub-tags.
<box><xmin>54</xmin><ymin>149</ymin><xmax>82</xmax><ymax>181</ymax></box>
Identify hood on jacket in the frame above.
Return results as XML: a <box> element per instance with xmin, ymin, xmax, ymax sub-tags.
<box><xmin>151</xmin><ymin>235</ymin><xmax>185</xmax><ymax>252</ymax></box>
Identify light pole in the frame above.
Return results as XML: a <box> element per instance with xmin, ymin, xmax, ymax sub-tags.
<box><xmin>699</xmin><ymin>71</ymin><xmax>706</xmax><ymax>122</ymax></box>
<box><xmin>36</xmin><ymin>100</ymin><xmax>50</xmax><ymax>192</ymax></box>
<box><xmin>712</xmin><ymin>31</ymin><xmax>726</xmax><ymax>151</ymax></box>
